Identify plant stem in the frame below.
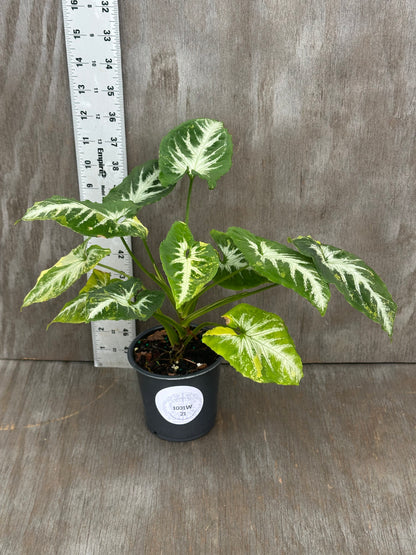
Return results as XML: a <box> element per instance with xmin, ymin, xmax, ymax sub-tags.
<box><xmin>152</xmin><ymin>312</ymin><xmax>180</xmax><ymax>347</ymax></box>
<box><xmin>120</xmin><ymin>237</ymin><xmax>153</xmax><ymax>279</ymax></box>
<box><xmin>142</xmin><ymin>237</ymin><xmax>163</xmax><ymax>279</ymax></box>
<box><xmin>181</xmin><ymin>321</ymin><xmax>218</xmax><ymax>349</ymax></box>
<box><xmin>185</xmin><ymin>174</ymin><xmax>195</xmax><ymax>225</ymax></box>
<box><xmin>140</xmin><ymin>237</ymin><xmax>175</xmax><ymax>305</ymax></box>
<box><xmin>154</xmin><ymin>310</ymin><xmax>185</xmax><ymax>336</ymax></box>
<box><xmin>200</xmin><ymin>265</ymin><xmax>251</xmax><ymax>296</ymax></box>
<box><xmin>96</xmin><ymin>263</ymin><xmax>131</xmax><ymax>279</ymax></box>
<box><xmin>182</xmin><ymin>284</ymin><xmax>278</xmax><ymax>326</ymax></box>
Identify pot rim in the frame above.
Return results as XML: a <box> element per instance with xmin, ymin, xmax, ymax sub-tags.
<box><xmin>127</xmin><ymin>325</ymin><xmax>223</xmax><ymax>381</ymax></box>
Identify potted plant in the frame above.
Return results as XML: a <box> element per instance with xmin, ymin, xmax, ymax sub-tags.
<box><xmin>19</xmin><ymin>118</ymin><xmax>397</xmax><ymax>441</ymax></box>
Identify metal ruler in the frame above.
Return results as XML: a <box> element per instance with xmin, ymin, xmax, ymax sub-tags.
<box><xmin>62</xmin><ymin>0</ymin><xmax>135</xmax><ymax>367</ymax></box>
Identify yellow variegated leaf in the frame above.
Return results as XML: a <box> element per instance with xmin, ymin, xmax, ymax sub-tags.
<box><xmin>20</xmin><ymin>196</ymin><xmax>148</xmax><ymax>238</ymax></box>
<box><xmin>22</xmin><ymin>241</ymin><xmax>111</xmax><ymax>308</ymax></box>
<box><xmin>202</xmin><ymin>303</ymin><xmax>303</xmax><ymax>385</ymax></box>
<box><xmin>51</xmin><ymin>277</ymin><xmax>165</xmax><ymax>325</ymax></box>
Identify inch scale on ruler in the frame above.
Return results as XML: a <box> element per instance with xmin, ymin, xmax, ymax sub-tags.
<box><xmin>62</xmin><ymin>0</ymin><xmax>135</xmax><ymax>367</ymax></box>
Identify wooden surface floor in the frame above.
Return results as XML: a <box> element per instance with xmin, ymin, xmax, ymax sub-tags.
<box><xmin>1</xmin><ymin>360</ymin><xmax>415</xmax><ymax>554</ymax></box>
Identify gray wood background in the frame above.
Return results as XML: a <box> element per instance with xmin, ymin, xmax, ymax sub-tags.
<box><xmin>1</xmin><ymin>0</ymin><xmax>415</xmax><ymax>362</ymax></box>
<box><xmin>2</xmin><ymin>359</ymin><xmax>416</xmax><ymax>553</ymax></box>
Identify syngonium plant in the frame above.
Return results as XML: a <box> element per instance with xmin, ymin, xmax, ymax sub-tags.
<box><xmin>19</xmin><ymin>118</ymin><xmax>397</xmax><ymax>385</ymax></box>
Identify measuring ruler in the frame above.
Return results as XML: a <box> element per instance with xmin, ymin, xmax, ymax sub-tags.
<box><xmin>62</xmin><ymin>0</ymin><xmax>136</xmax><ymax>367</ymax></box>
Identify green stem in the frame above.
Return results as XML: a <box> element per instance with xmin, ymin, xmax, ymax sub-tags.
<box><xmin>96</xmin><ymin>263</ymin><xmax>131</xmax><ymax>279</ymax></box>
<box><xmin>152</xmin><ymin>312</ymin><xmax>180</xmax><ymax>347</ymax></box>
<box><xmin>142</xmin><ymin>238</ymin><xmax>163</xmax><ymax>279</ymax></box>
<box><xmin>140</xmin><ymin>237</ymin><xmax>175</xmax><ymax>305</ymax></box>
<box><xmin>185</xmin><ymin>174</ymin><xmax>195</xmax><ymax>225</ymax></box>
<box><xmin>154</xmin><ymin>310</ymin><xmax>185</xmax><ymax>336</ymax></box>
<box><xmin>200</xmin><ymin>265</ymin><xmax>251</xmax><ymax>297</ymax></box>
<box><xmin>121</xmin><ymin>237</ymin><xmax>156</xmax><ymax>282</ymax></box>
<box><xmin>121</xmin><ymin>237</ymin><xmax>176</xmax><ymax>306</ymax></box>
<box><xmin>181</xmin><ymin>321</ymin><xmax>218</xmax><ymax>349</ymax></box>
<box><xmin>183</xmin><ymin>284</ymin><xmax>278</xmax><ymax>326</ymax></box>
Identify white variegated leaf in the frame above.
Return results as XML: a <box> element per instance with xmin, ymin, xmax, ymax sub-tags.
<box><xmin>210</xmin><ymin>229</ymin><xmax>268</xmax><ymax>290</ymax></box>
<box><xmin>202</xmin><ymin>303</ymin><xmax>303</xmax><ymax>385</ymax></box>
<box><xmin>227</xmin><ymin>227</ymin><xmax>330</xmax><ymax>315</ymax></box>
<box><xmin>104</xmin><ymin>160</ymin><xmax>176</xmax><ymax>208</ymax></box>
<box><xmin>20</xmin><ymin>196</ymin><xmax>148</xmax><ymax>238</ymax></box>
<box><xmin>22</xmin><ymin>241</ymin><xmax>111</xmax><ymax>307</ymax></box>
<box><xmin>290</xmin><ymin>236</ymin><xmax>397</xmax><ymax>336</ymax></box>
<box><xmin>159</xmin><ymin>118</ymin><xmax>233</xmax><ymax>189</ymax></box>
<box><xmin>50</xmin><ymin>277</ymin><xmax>165</xmax><ymax>325</ymax></box>
<box><xmin>160</xmin><ymin>221</ymin><xmax>219</xmax><ymax>309</ymax></box>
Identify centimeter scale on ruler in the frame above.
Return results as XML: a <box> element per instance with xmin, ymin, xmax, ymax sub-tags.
<box><xmin>62</xmin><ymin>0</ymin><xmax>136</xmax><ymax>367</ymax></box>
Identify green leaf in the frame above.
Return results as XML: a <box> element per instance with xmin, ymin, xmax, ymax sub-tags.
<box><xmin>290</xmin><ymin>236</ymin><xmax>397</xmax><ymax>336</ymax></box>
<box><xmin>160</xmin><ymin>221</ymin><xmax>219</xmax><ymax>309</ymax></box>
<box><xmin>227</xmin><ymin>227</ymin><xmax>331</xmax><ymax>315</ymax></box>
<box><xmin>51</xmin><ymin>276</ymin><xmax>165</xmax><ymax>325</ymax></box>
<box><xmin>104</xmin><ymin>159</ymin><xmax>176</xmax><ymax>208</ymax></box>
<box><xmin>202</xmin><ymin>303</ymin><xmax>303</xmax><ymax>385</ymax></box>
<box><xmin>210</xmin><ymin>229</ymin><xmax>268</xmax><ymax>290</ymax></box>
<box><xmin>22</xmin><ymin>241</ymin><xmax>111</xmax><ymax>307</ymax></box>
<box><xmin>158</xmin><ymin>118</ymin><xmax>233</xmax><ymax>189</ymax></box>
<box><xmin>20</xmin><ymin>196</ymin><xmax>148</xmax><ymax>238</ymax></box>
<box><xmin>79</xmin><ymin>268</ymin><xmax>111</xmax><ymax>293</ymax></box>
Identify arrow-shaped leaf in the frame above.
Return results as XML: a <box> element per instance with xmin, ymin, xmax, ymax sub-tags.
<box><xmin>51</xmin><ymin>275</ymin><xmax>165</xmax><ymax>325</ymax></box>
<box><xmin>202</xmin><ymin>303</ymin><xmax>303</xmax><ymax>385</ymax></box>
<box><xmin>210</xmin><ymin>229</ymin><xmax>268</xmax><ymax>290</ymax></box>
<box><xmin>227</xmin><ymin>227</ymin><xmax>330</xmax><ymax>315</ymax></box>
<box><xmin>290</xmin><ymin>236</ymin><xmax>397</xmax><ymax>336</ymax></box>
<box><xmin>159</xmin><ymin>118</ymin><xmax>233</xmax><ymax>189</ymax></box>
<box><xmin>160</xmin><ymin>221</ymin><xmax>219</xmax><ymax>309</ymax></box>
<box><xmin>20</xmin><ymin>196</ymin><xmax>148</xmax><ymax>238</ymax></box>
<box><xmin>104</xmin><ymin>159</ymin><xmax>176</xmax><ymax>208</ymax></box>
<box><xmin>22</xmin><ymin>241</ymin><xmax>111</xmax><ymax>307</ymax></box>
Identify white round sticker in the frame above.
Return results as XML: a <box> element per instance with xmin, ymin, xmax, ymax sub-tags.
<box><xmin>155</xmin><ymin>386</ymin><xmax>204</xmax><ymax>425</ymax></box>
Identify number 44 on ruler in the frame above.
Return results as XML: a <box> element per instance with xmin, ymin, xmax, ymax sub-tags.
<box><xmin>62</xmin><ymin>0</ymin><xmax>135</xmax><ymax>367</ymax></box>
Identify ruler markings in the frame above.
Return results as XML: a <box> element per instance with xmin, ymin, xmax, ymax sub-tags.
<box><xmin>62</xmin><ymin>0</ymin><xmax>136</xmax><ymax>367</ymax></box>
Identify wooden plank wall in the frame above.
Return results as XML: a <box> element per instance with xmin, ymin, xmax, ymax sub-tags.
<box><xmin>1</xmin><ymin>1</ymin><xmax>415</xmax><ymax>362</ymax></box>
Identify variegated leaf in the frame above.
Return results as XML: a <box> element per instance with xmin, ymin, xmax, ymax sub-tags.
<box><xmin>290</xmin><ymin>236</ymin><xmax>397</xmax><ymax>336</ymax></box>
<box><xmin>210</xmin><ymin>229</ymin><xmax>268</xmax><ymax>290</ymax></box>
<box><xmin>159</xmin><ymin>221</ymin><xmax>219</xmax><ymax>309</ymax></box>
<box><xmin>104</xmin><ymin>159</ymin><xmax>176</xmax><ymax>208</ymax></box>
<box><xmin>50</xmin><ymin>276</ymin><xmax>165</xmax><ymax>325</ymax></box>
<box><xmin>22</xmin><ymin>241</ymin><xmax>111</xmax><ymax>307</ymax></box>
<box><xmin>159</xmin><ymin>118</ymin><xmax>233</xmax><ymax>189</ymax></box>
<box><xmin>202</xmin><ymin>303</ymin><xmax>303</xmax><ymax>385</ymax></box>
<box><xmin>227</xmin><ymin>227</ymin><xmax>330</xmax><ymax>315</ymax></box>
<box><xmin>20</xmin><ymin>196</ymin><xmax>148</xmax><ymax>238</ymax></box>
<box><xmin>80</xmin><ymin>268</ymin><xmax>111</xmax><ymax>292</ymax></box>
<box><xmin>48</xmin><ymin>269</ymin><xmax>113</xmax><ymax>325</ymax></box>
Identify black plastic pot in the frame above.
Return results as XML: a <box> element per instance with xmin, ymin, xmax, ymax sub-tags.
<box><xmin>128</xmin><ymin>326</ymin><xmax>222</xmax><ymax>442</ymax></box>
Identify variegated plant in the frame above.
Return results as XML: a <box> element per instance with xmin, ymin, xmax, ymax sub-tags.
<box><xmin>19</xmin><ymin>118</ymin><xmax>397</xmax><ymax>386</ymax></box>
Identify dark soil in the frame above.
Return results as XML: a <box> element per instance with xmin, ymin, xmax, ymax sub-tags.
<box><xmin>132</xmin><ymin>329</ymin><xmax>218</xmax><ymax>376</ymax></box>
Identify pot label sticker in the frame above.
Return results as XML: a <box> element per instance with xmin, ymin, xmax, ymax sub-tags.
<box><xmin>155</xmin><ymin>386</ymin><xmax>204</xmax><ymax>425</ymax></box>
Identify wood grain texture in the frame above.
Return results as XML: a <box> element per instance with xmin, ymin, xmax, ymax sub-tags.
<box><xmin>1</xmin><ymin>0</ymin><xmax>415</xmax><ymax>361</ymax></box>
<box><xmin>0</xmin><ymin>1</ymin><xmax>93</xmax><ymax>360</ymax></box>
<box><xmin>1</xmin><ymin>359</ymin><xmax>415</xmax><ymax>553</ymax></box>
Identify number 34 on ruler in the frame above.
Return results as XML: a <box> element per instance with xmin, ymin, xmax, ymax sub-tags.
<box><xmin>62</xmin><ymin>0</ymin><xmax>136</xmax><ymax>367</ymax></box>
